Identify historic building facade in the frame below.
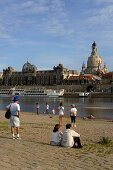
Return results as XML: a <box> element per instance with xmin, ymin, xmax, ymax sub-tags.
<box><xmin>36</xmin><ymin>64</ymin><xmax>68</xmax><ymax>85</ymax></box>
<box><xmin>3</xmin><ymin>61</ymin><xmax>37</xmax><ymax>86</ymax></box>
<box><xmin>2</xmin><ymin>60</ymin><xmax>78</xmax><ymax>86</ymax></box>
<box><xmin>80</xmin><ymin>41</ymin><xmax>107</xmax><ymax>76</ymax></box>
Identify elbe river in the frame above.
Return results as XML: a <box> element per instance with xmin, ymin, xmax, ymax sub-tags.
<box><xmin>1</xmin><ymin>96</ymin><xmax>113</xmax><ymax>119</ymax></box>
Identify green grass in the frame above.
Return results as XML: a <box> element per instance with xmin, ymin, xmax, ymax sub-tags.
<box><xmin>98</xmin><ymin>137</ymin><xmax>113</xmax><ymax>146</ymax></box>
<box><xmin>82</xmin><ymin>142</ymin><xmax>113</xmax><ymax>156</ymax></box>
<box><xmin>0</xmin><ymin>122</ymin><xmax>9</xmax><ymax>125</ymax></box>
<box><xmin>0</xmin><ymin>122</ymin><xmax>9</xmax><ymax>130</ymax></box>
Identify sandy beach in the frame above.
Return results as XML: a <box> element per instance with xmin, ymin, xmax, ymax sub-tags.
<box><xmin>0</xmin><ymin>110</ymin><xmax>113</xmax><ymax>170</ymax></box>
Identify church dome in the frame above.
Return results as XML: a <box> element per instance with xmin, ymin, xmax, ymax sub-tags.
<box><xmin>22</xmin><ymin>60</ymin><xmax>37</xmax><ymax>73</ymax></box>
<box><xmin>87</xmin><ymin>55</ymin><xmax>102</xmax><ymax>69</ymax></box>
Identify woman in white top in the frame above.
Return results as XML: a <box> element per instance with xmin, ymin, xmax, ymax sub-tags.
<box><xmin>70</xmin><ymin>104</ymin><xmax>77</xmax><ymax>127</ymax></box>
<box><xmin>58</xmin><ymin>102</ymin><xmax>64</xmax><ymax>126</ymax></box>
<box><xmin>50</xmin><ymin>124</ymin><xmax>63</xmax><ymax>146</ymax></box>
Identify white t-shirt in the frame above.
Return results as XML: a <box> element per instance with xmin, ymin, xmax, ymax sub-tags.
<box><xmin>46</xmin><ymin>104</ymin><xmax>49</xmax><ymax>110</ymax></box>
<box><xmin>58</xmin><ymin>106</ymin><xmax>64</xmax><ymax>116</ymax></box>
<box><xmin>6</xmin><ymin>103</ymin><xmax>20</xmax><ymax>116</ymax></box>
<box><xmin>50</xmin><ymin>131</ymin><xmax>63</xmax><ymax>144</ymax></box>
<box><xmin>70</xmin><ymin>108</ymin><xmax>77</xmax><ymax>116</ymax></box>
<box><xmin>36</xmin><ymin>104</ymin><xmax>39</xmax><ymax>108</ymax></box>
<box><xmin>61</xmin><ymin>129</ymin><xmax>80</xmax><ymax>147</ymax></box>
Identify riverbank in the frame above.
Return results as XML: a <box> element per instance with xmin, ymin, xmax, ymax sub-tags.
<box><xmin>0</xmin><ymin>111</ymin><xmax>113</xmax><ymax>169</ymax></box>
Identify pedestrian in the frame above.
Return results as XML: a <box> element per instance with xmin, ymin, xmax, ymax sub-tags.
<box><xmin>46</xmin><ymin>103</ymin><xmax>49</xmax><ymax>114</ymax></box>
<box><xmin>58</xmin><ymin>102</ymin><xmax>64</xmax><ymax>125</ymax></box>
<box><xmin>36</xmin><ymin>103</ymin><xmax>39</xmax><ymax>114</ymax></box>
<box><xmin>70</xmin><ymin>104</ymin><xmax>77</xmax><ymax>127</ymax></box>
<box><xmin>50</xmin><ymin>124</ymin><xmax>63</xmax><ymax>146</ymax></box>
<box><xmin>6</xmin><ymin>96</ymin><xmax>21</xmax><ymax>139</ymax></box>
<box><xmin>61</xmin><ymin>124</ymin><xmax>82</xmax><ymax>148</ymax></box>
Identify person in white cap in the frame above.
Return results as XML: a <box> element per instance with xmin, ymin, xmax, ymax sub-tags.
<box><xmin>6</xmin><ymin>96</ymin><xmax>20</xmax><ymax>139</ymax></box>
<box><xmin>70</xmin><ymin>104</ymin><xmax>77</xmax><ymax>127</ymax></box>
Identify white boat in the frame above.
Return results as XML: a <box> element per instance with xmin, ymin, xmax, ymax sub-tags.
<box><xmin>79</xmin><ymin>92</ymin><xmax>89</xmax><ymax>97</ymax></box>
<box><xmin>0</xmin><ymin>88</ymin><xmax>64</xmax><ymax>97</ymax></box>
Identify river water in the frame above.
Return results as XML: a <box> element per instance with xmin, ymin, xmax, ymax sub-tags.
<box><xmin>1</xmin><ymin>96</ymin><xmax>113</xmax><ymax>119</ymax></box>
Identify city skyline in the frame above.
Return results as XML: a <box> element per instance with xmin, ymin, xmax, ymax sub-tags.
<box><xmin>0</xmin><ymin>0</ymin><xmax>113</xmax><ymax>73</ymax></box>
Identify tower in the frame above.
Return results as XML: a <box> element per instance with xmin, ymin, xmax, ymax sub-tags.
<box><xmin>80</xmin><ymin>41</ymin><xmax>107</xmax><ymax>76</ymax></box>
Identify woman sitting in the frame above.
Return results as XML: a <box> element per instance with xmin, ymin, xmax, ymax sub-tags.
<box><xmin>50</xmin><ymin>124</ymin><xmax>63</xmax><ymax>146</ymax></box>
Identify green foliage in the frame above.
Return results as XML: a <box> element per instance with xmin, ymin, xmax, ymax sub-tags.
<box><xmin>98</xmin><ymin>137</ymin><xmax>113</xmax><ymax>146</ymax></box>
<box><xmin>0</xmin><ymin>122</ymin><xmax>9</xmax><ymax>130</ymax></box>
<box><xmin>82</xmin><ymin>143</ymin><xmax>113</xmax><ymax>156</ymax></box>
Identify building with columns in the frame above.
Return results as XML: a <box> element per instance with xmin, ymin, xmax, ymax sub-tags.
<box><xmin>80</xmin><ymin>41</ymin><xmax>107</xmax><ymax>76</ymax></box>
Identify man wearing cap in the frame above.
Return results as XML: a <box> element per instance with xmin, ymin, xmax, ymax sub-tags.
<box><xmin>70</xmin><ymin>104</ymin><xmax>77</xmax><ymax>127</ymax></box>
<box><xmin>6</xmin><ymin>96</ymin><xmax>20</xmax><ymax>139</ymax></box>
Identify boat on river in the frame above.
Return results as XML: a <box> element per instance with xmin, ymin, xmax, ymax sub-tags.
<box><xmin>79</xmin><ymin>92</ymin><xmax>90</xmax><ymax>97</ymax></box>
<box><xmin>0</xmin><ymin>88</ymin><xmax>64</xmax><ymax>97</ymax></box>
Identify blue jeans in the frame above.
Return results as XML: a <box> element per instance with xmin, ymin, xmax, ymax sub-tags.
<box><xmin>46</xmin><ymin>109</ymin><xmax>49</xmax><ymax>114</ymax></box>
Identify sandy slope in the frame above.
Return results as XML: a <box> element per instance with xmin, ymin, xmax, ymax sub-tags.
<box><xmin>0</xmin><ymin>111</ymin><xmax>113</xmax><ymax>170</ymax></box>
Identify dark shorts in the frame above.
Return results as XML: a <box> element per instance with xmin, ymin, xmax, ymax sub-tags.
<box><xmin>71</xmin><ymin>116</ymin><xmax>76</xmax><ymax>123</ymax></box>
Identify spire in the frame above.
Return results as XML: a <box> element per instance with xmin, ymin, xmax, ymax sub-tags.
<box><xmin>103</xmin><ymin>63</ymin><xmax>107</xmax><ymax>73</ymax></box>
<box><xmin>27</xmin><ymin>58</ymin><xmax>29</xmax><ymax>63</ymax></box>
<box><xmin>82</xmin><ymin>61</ymin><xmax>85</xmax><ymax>68</ymax></box>
<box><xmin>92</xmin><ymin>41</ymin><xmax>96</xmax><ymax>47</ymax></box>
<box><xmin>104</xmin><ymin>63</ymin><xmax>106</xmax><ymax>68</ymax></box>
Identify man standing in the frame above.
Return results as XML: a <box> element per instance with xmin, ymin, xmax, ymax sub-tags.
<box><xmin>6</xmin><ymin>96</ymin><xmax>20</xmax><ymax>139</ymax></box>
<box><xmin>61</xmin><ymin>124</ymin><xmax>82</xmax><ymax>148</ymax></box>
<box><xmin>46</xmin><ymin>103</ymin><xmax>49</xmax><ymax>114</ymax></box>
<box><xmin>36</xmin><ymin>103</ymin><xmax>40</xmax><ymax>114</ymax></box>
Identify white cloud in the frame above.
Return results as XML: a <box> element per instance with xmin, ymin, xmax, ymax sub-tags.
<box><xmin>94</xmin><ymin>0</ymin><xmax>113</xmax><ymax>4</ymax></box>
<box><xmin>0</xmin><ymin>0</ymin><xmax>75</xmax><ymax>41</ymax></box>
<box><xmin>0</xmin><ymin>33</ymin><xmax>10</xmax><ymax>39</ymax></box>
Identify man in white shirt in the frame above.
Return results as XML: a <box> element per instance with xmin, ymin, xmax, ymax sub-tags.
<box><xmin>6</xmin><ymin>96</ymin><xmax>20</xmax><ymax>139</ymax></box>
<box><xmin>61</xmin><ymin>124</ymin><xmax>82</xmax><ymax>148</ymax></box>
<box><xmin>36</xmin><ymin>103</ymin><xmax>39</xmax><ymax>114</ymax></box>
<box><xmin>46</xmin><ymin>103</ymin><xmax>49</xmax><ymax>114</ymax></box>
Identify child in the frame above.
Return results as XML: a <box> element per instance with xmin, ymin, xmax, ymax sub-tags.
<box><xmin>52</xmin><ymin>108</ymin><xmax>55</xmax><ymax>115</ymax></box>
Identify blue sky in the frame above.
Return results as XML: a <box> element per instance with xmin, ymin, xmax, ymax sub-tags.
<box><xmin>0</xmin><ymin>0</ymin><xmax>113</xmax><ymax>73</ymax></box>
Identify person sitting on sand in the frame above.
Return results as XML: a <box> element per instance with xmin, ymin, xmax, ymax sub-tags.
<box><xmin>50</xmin><ymin>124</ymin><xmax>63</xmax><ymax>146</ymax></box>
<box><xmin>61</xmin><ymin>124</ymin><xmax>82</xmax><ymax>148</ymax></box>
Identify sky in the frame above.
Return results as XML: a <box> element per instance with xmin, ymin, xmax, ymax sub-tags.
<box><xmin>0</xmin><ymin>0</ymin><xmax>113</xmax><ymax>73</ymax></box>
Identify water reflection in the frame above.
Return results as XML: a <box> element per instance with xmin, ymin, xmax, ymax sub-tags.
<box><xmin>0</xmin><ymin>96</ymin><xmax>113</xmax><ymax>119</ymax></box>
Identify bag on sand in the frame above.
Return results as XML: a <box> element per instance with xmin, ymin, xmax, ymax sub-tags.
<box><xmin>5</xmin><ymin>109</ymin><xmax>11</xmax><ymax>119</ymax></box>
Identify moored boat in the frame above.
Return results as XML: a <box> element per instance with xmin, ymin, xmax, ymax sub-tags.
<box><xmin>0</xmin><ymin>88</ymin><xmax>64</xmax><ymax>97</ymax></box>
<box><xmin>79</xmin><ymin>92</ymin><xmax>89</xmax><ymax>97</ymax></box>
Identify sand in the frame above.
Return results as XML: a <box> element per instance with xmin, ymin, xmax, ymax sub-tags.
<box><xmin>0</xmin><ymin>110</ymin><xmax>113</xmax><ymax>170</ymax></box>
